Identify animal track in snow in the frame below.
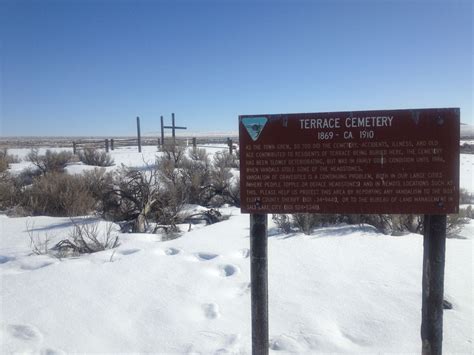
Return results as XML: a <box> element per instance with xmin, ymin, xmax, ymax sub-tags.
<box><xmin>270</xmin><ymin>334</ymin><xmax>304</xmax><ymax>352</ymax></box>
<box><xmin>20</xmin><ymin>260</ymin><xmax>54</xmax><ymax>271</ymax></box>
<box><xmin>165</xmin><ymin>247</ymin><xmax>181</xmax><ymax>256</ymax></box>
<box><xmin>41</xmin><ymin>347</ymin><xmax>67</xmax><ymax>355</ymax></box>
<box><xmin>220</xmin><ymin>264</ymin><xmax>239</xmax><ymax>277</ymax></box>
<box><xmin>119</xmin><ymin>248</ymin><xmax>141</xmax><ymax>255</ymax></box>
<box><xmin>0</xmin><ymin>255</ymin><xmax>14</xmax><ymax>264</ymax></box>
<box><xmin>202</xmin><ymin>303</ymin><xmax>220</xmax><ymax>319</ymax></box>
<box><xmin>7</xmin><ymin>324</ymin><xmax>43</xmax><ymax>342</ymax></box>
<box><xmin>195</xmin><ymin>252</ymin><xmax>219</xmax><ymax>261</ymax></box>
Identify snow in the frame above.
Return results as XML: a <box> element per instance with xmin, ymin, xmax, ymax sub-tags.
<box><xmin>1</xmin><ymin>146</ymin><xmax>473</xmax><ymax>353</ymax></box>
<box><xmin>460</xmin><ymin>154</ymin><xmax>474</xmax><ymax>192</ymax></box>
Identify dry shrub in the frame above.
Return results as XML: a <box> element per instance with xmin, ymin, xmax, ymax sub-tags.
<box><xmin>0</xmin><ymin>172</ymin><xmax>18</xmax><ymax>210</ymax></box>
<box><xmin>0</xmin><ymin>149</ymin><xmax>19</xmax><ymax>173</ymax></box>
<box><xmin>459</xmin><ymin>205</ymin><xmax>474</xmax><ymax>219</ymax></box>
<box><xmin>27</xmin><ymin>149</ymin><xmax>73</xmax><ymax>175</ymax></box>
<box><xmin>460</xmin><ymin>188</ymin><xmax>474</xmax><ymax>204</ymax></box>
<box><xmin>272</xmin><ymin>214</ymin><xmax>292</xmax><ymax>233</ymax></box>
<box><xmin>54</xmin><ymin>220</ymin><xmax>120</xmax><ymax>255</ymax></box>
<box><xmin>226</xmin><ymin>176</ymin><xmax>241</xmax><ymax>207</ymax></box>
<box><xmin>208</xmin><ymin>152</ymin><xmax>233</xmax><ymax>206</ymax></box>
<box><xmin>82</xmin><ymin>168</ymin><xmax>114</xmax><ymax>211</ymax></box>
<box><xmin>0</xmin><ymin>155</ymin><xmax>8</xmax><ymax>173</ymax></box>
<box><xmin>213</xmin><ymin>150</ymin><xmax>239</xmax><ymax>169</ymax></box>
<box><xmin>291</xmin><ymin>213</ymin><xmax>343</xmax><ymax>235</ymax></box>
<box><xmin>180</xmin><ymin>149</ymin><xmax>212</xmax><ymax>205</ymax></box>
<box><xmin>161</xmin><ymin>142</ymin><xmax>186</xmax><ymax>166</ymax></box>
<box><xmin>27</xmin><ymin>220</ymin><xmax>120</xmax><ymax>257</ymax></box>
<box><xmin>102</xmin><ymin>166</ymin><xmax>171</xmax><ymax>233</ymax></box>
<box><xmin>155</xmin><ymin>158</ymin><xmax>188</xmax><ymax>227</ymax></box>
<box><xmin>78</xmin><ymin>148</ymin><xmax>114</xmax><ymax>167</ymax></box>
<box><xmin>23</xmin><ymin>172</ymin><xmax>96</xmax><ymax>216</ymax></box>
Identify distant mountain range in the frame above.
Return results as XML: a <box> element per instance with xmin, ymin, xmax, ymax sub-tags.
<box><xmin>461</xmin><ymin>124</ymin><xmax>474</xmax><ymax>138</ymax></box>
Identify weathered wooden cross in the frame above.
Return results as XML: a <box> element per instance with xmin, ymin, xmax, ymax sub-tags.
<box><xmin>161</xmin><ymin>113</ymin><xmax>187</xmax><ymax>145</ymax></box>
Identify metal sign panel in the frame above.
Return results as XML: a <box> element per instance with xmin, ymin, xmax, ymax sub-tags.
<box><xmin>239</xmin><ymin>108</ymin><xmax>460</xmax><ymax>214</ymax></box>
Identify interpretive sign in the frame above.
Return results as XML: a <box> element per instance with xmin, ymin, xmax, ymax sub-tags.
<box><xmin>239</xmin><ymin>108</ymin><xmax>460</xmax><ymax>214</ymax></box>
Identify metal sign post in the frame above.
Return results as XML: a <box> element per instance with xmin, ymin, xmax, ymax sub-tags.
<box><xmin>421</xmin><ymin>214</ymin><xmax>447</xmax><ymax>355</ymax></box>
<box><xmin>250</xmin><ymin>213</ymin><xmax>269</xmax><ymax>355</ymax></box>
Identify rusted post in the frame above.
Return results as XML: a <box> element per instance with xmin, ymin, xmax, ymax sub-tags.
<box><xmin>421</xmin><ymin>214</ymin><xmax>447</xmax><ymax>355</ymax></box>
<box><xmin>250</xmin><ymin>213</ymin><xmax>269</xmax><ymax>355</ymax></box>
<box><xmin>137</xmin><ymin>116</ymin><xmax>142</xmax><ymax>153</ymax></box>
<box><xmin>105</xmin><ymin>139</ymin><xmax>109</xmax><ymax>153</ymax></box>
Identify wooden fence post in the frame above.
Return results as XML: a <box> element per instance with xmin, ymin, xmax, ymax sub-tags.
<box><xmin>228</xmin><ymin>138</ymin><xmax>233</xmax><ymax>155</ymax></box>
<box><xmin>137</xmin><ymin>116</ymin><xmax>142</xmax><ymax>153</ymax></box>
<box><xmin>161</xmin><ymin>115</ymin><xmax>165</xmax><ymax>149</ymax></box>
<box><xmin>105</xmin><ymin>139</ymin><xmax>109</xmax><ymax>153</ymax></box>
<box><xmin>421</xmin><ymin>214</ymin><xmax>447</xmax><ymax>355</ymax></box>
<box><xmin>73</xmin><ymin>141</ymin><xmax>77</xmax><ymax>155</ymax></box>
<box><xmin>192</xmin><ymin>137</ymin><xmax>197</xmax><ymax>150</ymax></box>
<box><xmin>172</xmin><ymin>113</ymin><xmax>176</xmax><ymax>144</ymax></box>
<box><xmin>110</xmin><ymin>139</ymin><xmax>114</xmax><ymax>151</ymax></box>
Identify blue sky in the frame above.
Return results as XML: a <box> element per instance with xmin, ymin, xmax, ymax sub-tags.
<box><xmin>1</xmin><ymin>0</ymin><xmax>472</xmax><ymax>136</ymax></box>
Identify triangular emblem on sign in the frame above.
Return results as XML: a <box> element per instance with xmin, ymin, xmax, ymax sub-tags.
<box><xmin>242</xmin><ymin>117</ymin><xmax>268</xmax><ymax>141</ymax></box>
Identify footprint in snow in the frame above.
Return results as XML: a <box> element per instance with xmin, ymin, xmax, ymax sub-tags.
<box><xmin>195</xmin><ymin>252</ymin><xmax>219</xmax><ymax>261</ymax></box>
<box><xmin>203</xmin><ymin>303</ymin><xmax>220</xmax><ymax>319</ymax></box>
<box><xmin>165</xmin><ymin>247</ymin><xmax>182</xmax><ymax>256</ymax></box>
<box><xmin>270</xmin><ymin>334</ymin><xmax>304</xmax><ymax>352</ymax></box>
<box><xmin>0</xmin><ymin>255</ymin><xmax>15</xmax><ymax>264</ymax></box>
<box><xmin>20</xmin><ymin>260</ymin><xmax>55</xmax><ymax>271</ymax></box>
<box><xmin>119</xmin><ymin>248</ymin><xmax>141</xmax><ymax>255</ymax></box>
<box><xmin>41</xmin><ymin>347</ymin><xmax>67</xmax><ymax>355</ymax></box>
<box><xmin>2</xmin><ymin>323</ymin><xmax>44</xmax><ymax>351</ymax></box>
<box><xmin>220</xmin><ymin>264</ymin><xmax>239</xmax><ymax>277</ymax></box>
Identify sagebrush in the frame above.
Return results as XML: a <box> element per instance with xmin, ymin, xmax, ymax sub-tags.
<box><xmin>78</xmin><ymin>148</ymin><xmax>114</xmax><ymax>167</ymax></box>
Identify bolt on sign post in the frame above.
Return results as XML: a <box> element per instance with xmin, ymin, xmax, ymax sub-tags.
<box><xmin>239</xmin><ymin>108</ymin><xmax>459</xmax><ymax>355</ymax></box>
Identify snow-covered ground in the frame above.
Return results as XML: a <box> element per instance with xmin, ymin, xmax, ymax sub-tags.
<box><xmin>1</xmin><ymin>146</ymin><xmax>473</xmax><ymax>354</ymax></box>
<box><xmin>460</xmin><ymin>154</ymin><xmax>474</xmax><ymax>192</ymax></box>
